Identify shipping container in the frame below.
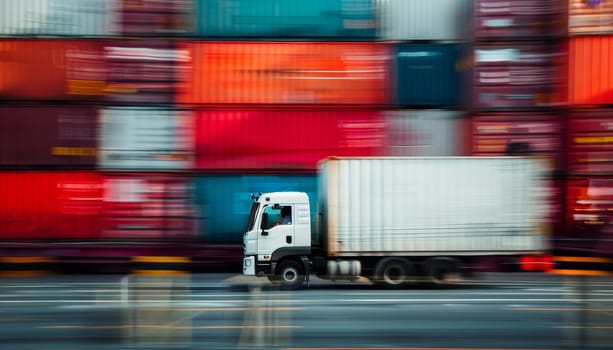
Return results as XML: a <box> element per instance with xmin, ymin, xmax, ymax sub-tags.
<box><xmin>384</xmin><ymin>110</ymin><xmax>463</xmax><ymax>156</ymax></box>
<box><xmin>0</xmin><ymin>0</ymin><xmax>114</xmax><ymax>36</ymax></box>
<box><xmin>569</xmin><ymin>0</ymin><xmax>613</xmax><ymax>35</ymax></box>
<box><xmin>394</xmin><ymin>43</ymin><xmax>462</xmax><ymax>107</ymax></box>
<box><xmin>472</xmin><ymin>0</ymin><xmax>565</xmax><ymax>39</ymax></box>
<box><xmin>378</xmin><ymin>0</ymin><xmax>470</xmax><ymax>41</ymax></box>
<box><xmin>194</xmin><ymin>109</ymin><xmax>386</xmax><ymax>170</ymax></box>
<box><xmin>0</xmin><ymin>171</ymin><xmax>104</xmax><ymax>241</ymax></box>
<box><xmin>471</xmin><ymin>112</ymin><xmax>564</xmax><ymax>171</ymax></box>
<box><xmin>564</xmin><ymin>178</ymin><xmax>613</xmax><ymax>254</ymax></box>
<box><xmin>0</xmin><ymin>106</ymin><xmax>98</xmax><ymax>167</ymax></box>
<box><xmin>192</xmin><ymin>0</ymin><xmax>376</xmax><ymax>38</ymax></box>
<box><xmin>102</xmin><ymin>173</ymin><xmax>194</xmax><ymax>240</ymax></box>
<box><xmin>104</xmin><ymin>39</ymin><xmax>185</xmax><ymax>104</ymax></box>
<box><xmin>568</xmin><ymin>36</ymin><xmax>613</xmax><ymax>106</ymax></box>
<box><xmin>193</xmin><ymin>174</ymin><xmax>317</xmax><ymax>242</ymax></box>
<box><xmin>568</xmin><ymin>109</ymin><xmax>613</xmax><ymax>175</ymax></box>
<box><xmin>177</xmin><ymin>41</ymin><xmax>390</xmax><ymax>105</ymax></box>
<box><xmin>0</xmin><ymin>171</ymin><xmax>195</xmax><ymax>242</ymax></box>
<box><xmin>99</xmin><ymin>107</ymin><xmax>194</xmax><ymax>170</ymax></box>
<box><xmin>472</xmin><ymin>42</ymin><xmax>563</xmax><ymax>109</ymax></box>
<box><xmin>117</xmin><ymin>0</ymin><xmax>191</xmax><ymax>35</ymax></box>
<box><xmin>0</xmin><ymin>39</ymin><xmax>106</xmax><ymax>101</ymax></box>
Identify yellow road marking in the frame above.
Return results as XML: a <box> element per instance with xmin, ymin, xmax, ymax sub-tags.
<box><xmin>131</xmin><ymin>256</ymin><xmax>190</xmax><ymax>263</ymax></box>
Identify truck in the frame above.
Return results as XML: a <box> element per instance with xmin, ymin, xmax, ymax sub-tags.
<box><xmin>242</xmin><ymin>157</ymin><xmax>550</xmax><ymax>289</ymax></box>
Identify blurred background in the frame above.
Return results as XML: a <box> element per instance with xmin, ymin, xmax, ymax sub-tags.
<box><xmin>0</xmin><ymin>0</ymin><xmax>611</xmax><ymax>274</ymax></box>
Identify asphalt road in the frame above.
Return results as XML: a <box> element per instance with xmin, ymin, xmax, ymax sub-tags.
<box><xmin>0</xmin><ymin>273</ymin><xmax>612</xmax><ymax>350</ymax></box>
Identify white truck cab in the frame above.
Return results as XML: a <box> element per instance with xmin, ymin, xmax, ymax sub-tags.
<box><xmin>243</xmin><ymin>192</ymin><xmax>311</xmax><ymax>282</ymax></box>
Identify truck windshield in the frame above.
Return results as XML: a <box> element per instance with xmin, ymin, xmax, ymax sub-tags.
<box><xmin>245</xmin><ymin>202</ymin><xmax>259</xmax><ymax>232</ymax></box>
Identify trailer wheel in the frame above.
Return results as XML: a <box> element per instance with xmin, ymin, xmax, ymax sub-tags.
<box><xmin>375</xmin><ymin>258</ymin><xmax>414</xmax><ymax>289</ymax></box>
<box><xmin>423</xmin><ymin>257</ymin><xmax>461</xmax><ymax>286</ymax></box>
<box><xmin>276</xmin><ymin>260</ymin><xmax>305</xmax><ymax>290</ymax></box>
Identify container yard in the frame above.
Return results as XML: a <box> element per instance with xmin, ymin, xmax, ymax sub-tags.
<box><xmin>0</xmin><ymin>0</ymin><xmax>610</xmax><ymax>276</ymax></box>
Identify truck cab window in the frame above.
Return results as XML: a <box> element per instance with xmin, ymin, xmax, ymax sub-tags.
<box><xmin>261</xmin><ymin>205</ymin><xmax>292</xmax><ymax>230</ymax></box>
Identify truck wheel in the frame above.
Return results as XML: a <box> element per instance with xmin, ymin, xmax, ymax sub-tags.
<box><xmin>423</xmin><ymin>257</ymin><xmax>461</xmax><ymax>286</ymax></box>
<box><xmin>276</xmin><ymin>260</ymin><xmax>305</xmax><ymax>290</ymax></box>
<box><xmin>375</xmin><ymin>258</ymin><xmax>414</xmax><ymax>289</ymax></box>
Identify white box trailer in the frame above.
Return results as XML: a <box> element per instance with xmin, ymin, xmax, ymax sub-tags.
<box><xmin>243</xmin><ymin>157</ymin><xmax>550</xmax><ymax>289</ymax></box>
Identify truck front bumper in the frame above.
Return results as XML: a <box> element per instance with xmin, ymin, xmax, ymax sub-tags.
<box><xmin>243</xmin><ymin>256</ymin><xmax>255</xmax><ymax>276</ymax></box>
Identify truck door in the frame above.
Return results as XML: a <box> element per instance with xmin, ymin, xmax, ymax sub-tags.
<box><xmin>258</xmin><ymin>204</ymin><xmax>294</xmax><ymax>258</ymax></box>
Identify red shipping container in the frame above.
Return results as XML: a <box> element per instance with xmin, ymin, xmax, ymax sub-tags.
<box><xmin>472</xmin><ymin>42</ymin><xmax>564</xmax><ymax>109</ymax></box>
<box><xmin>569</xmin><ymin>36</ymin><xmax>613</xmax><ymax>106</ymax></box>
<box><xmin>569</xmin><ymin>0</ymin><xmax>613</xmax><ymax>35</ymax></box>
<box><xmin>0</xmin><ymin>39</ymin><xmax>106</xmax><ymax>101</ymax></box>
<box><xmin>0</xmin><ymin>106</ymin><xmax>98</xmax><ymax>167</ymax></box>
<box><xmin>0</xmin><ymin>172</ymin><xmax>104</xmax><ymax>241</ymax></box>
<box><xmin>0</xmin><ymin>171</ymin><xmax>195</xmax><ymax>242</ymax></box>
<box><xmin>104</xmin><ymin>39</ymin><xmax>185</xmax><ymax>104</ymax></box>
<box><xmin>568</xmin><ymin>109</ymin><xmax>613</xmax><ymax>175</ymax></box>
<box><xmin>471</xmin><ymin>112</ymin><xmax>564</xmax><ymax>170</ymax></box>
<box><xmin>564</xmin><ymin>178</ymin><xmax>613</xmax><ymax>254</ymax></box>
<box><xmin>102</xmin><ymin>173</ymin><xmax>194</xmax><ymax>240</ymax></box>
<box><xmin>177</xmin><ymin>41</ymin><xmax>390</xmax><ymax>105</ymax></box>
<box><xmin>194</xmin><ymin>110</ymin><xmax>386</xmax><ymax>170</ymax></box>
<box><xmin>473</xmin><ymin>0</ymin><xmax>565</xmax><ymax>39</ymax></box>
<box><xmin>118</xmin><ymin>0</ymin><xmax>190</xmax><ymax>35</ymax></box>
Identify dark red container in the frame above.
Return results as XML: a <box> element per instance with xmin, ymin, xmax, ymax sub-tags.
<box><xmin>564</xmin><ymin>178</ymin><xmax>613</xmax><ymax>254</ymax></box>
<box><xmin>104</xmin><ymin>39</ymin><xmax>183</xmax><ymax>104</ymax></box>
<box><xmin>472</xmin><ymin>42</ymin><xmax>563</xmax><ymax>109</ymax></box>
<box><xmin>472</xmin><ymin>0</ymin><xmax>565</xmax><ymax>39</ymax></box>
<box><xmin>118</xmin><ymin>0</ymin><xmax>190</xmax><ymax>35</ymax></box>
<box><xmin>0</xmin><ymin>106</ymin><xmax>98</xmax><ymax>167</ymax></box>
<box><xmin>102</xmin><ymin>173</ymin><xmax>194</xmax><ymax>240</ymax></box>
<box><xmin>568</xmin><ymin>110</ymin><xmax>613</xmax><ymax>175</ymax></box>
<box><xmin>471</xmin><ymin>112</ymin><xmax>564</xmax><ymax>170</ymax></box>
<box><xmin>0</xmin><ymin>39</ymin><xmax>106</xmax><ymax>101</ymax></box>
<box><xmin>194</xmin><ymin>109</ymin><xmax>386</xmax><ymax>170</ymax></box>
<box><xmin>0</xmin><ymin>171</ymin><xmax>104</xmax><ymax>241</ymax></box>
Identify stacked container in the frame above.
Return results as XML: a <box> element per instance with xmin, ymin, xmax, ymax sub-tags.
<box><xmin>565</xmin><ymin>0</ymin><xmax>613</xmax><ymax>253</ymax></box>
<box><xmin>469</xmin><ymin>0</ymin><xmax>567</xmax><ymax>241</ymax></box>
<box><xmin>98</xmin><ymin>1</ymin><xmax>195</xmax><ymax>243</ymax></box>
<box><xmin>179</xmin><ymin>0</ymin><xmax>384</xmax><ymax>243</ymax></box>
<box><xmin>0</xmin><ymin>0</ymin><xmax>197</xmax><ymax>246</ymax></box>
<box><xmin>378</xmin><ymin>0</ymin><xmax>470</xmax><ymax>157</ymax></box>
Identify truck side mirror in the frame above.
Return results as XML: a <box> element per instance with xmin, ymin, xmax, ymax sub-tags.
<box><xmin>261</xmin><ymin>213</ymin><xmax>268</xmax><ymax>230</ymax></box>
<box><xmin>260</xmin><ymin>213</ymin><xmax>269</xmax><ymax>236</ymax></box>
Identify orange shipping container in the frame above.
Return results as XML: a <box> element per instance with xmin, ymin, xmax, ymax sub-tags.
<box><xmin>569</xmin><ymin>36</ymin><xmax>613</xmax><ymax>106</ymax></box>
<box><xmin>177</xmin><ymin>41</ymin><xmax>391</xmax><ymax>105</ymax></box>
<box><xmin>0</xmin><ymin>39</ymin><xmax>106</xmax><ymax>101</ymax></box>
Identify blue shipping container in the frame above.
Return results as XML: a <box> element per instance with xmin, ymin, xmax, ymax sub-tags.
<box><xmin>193</xmin><ymin>0</ymin><xmax>376</xmax><ymax>38</ymax></box>
<box><xmin>193</xmin><ymin>174</ymin><xmax>318</xmax><ymax>243</ymax></box>
<box><xmin>394</xmin><ymin>43</ymin><xmax>462</xmax><ymax>107</ymax></box>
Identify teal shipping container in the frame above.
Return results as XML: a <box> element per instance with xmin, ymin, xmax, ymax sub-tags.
<box><xmin>193</xmin><ymin>0</ymin><xmax>376</xmax><ymax>38</ymax></box>
<box><xmin>193</xmin><ymin>174</ymin><xmax>317</xmax><ymax>243</ymax></box>
<box><xmin>394</xmin><ymin>43</ymin><xmax>462</xmax><ymax>107</ymax></box>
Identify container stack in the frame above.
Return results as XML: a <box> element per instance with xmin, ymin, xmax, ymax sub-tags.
<box><xmin>468</xmin><ymin>0</ymin><xmax>567</xmax><ymax>238</ymax></box>
<box><xmin>2</xmin><ymin>0</ymin><xmax>610</xmax><ymax>271</ymax></box>
<box><xmin>379</xmin><ymin>0</ymin><xmax>469</xmax><ymax>157</ymax></box>
<box><xmin>182</xmin><ymin>0</ymin><xmax>385</xmax><ymax>243</ymax></box>
<box><xmin>0</xmin><ymin>1</ymin><xmax>196</xmax><ymax>251</ymax></box>
<box><xmin>0</xmin><ymin>1</ymin><xmax>105</xmax><ymax>245</ymax></box>
<box><xmin>563</xmin><ymin>1</ymin><xmax>613</xmax><ymax>254</ymax></box>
